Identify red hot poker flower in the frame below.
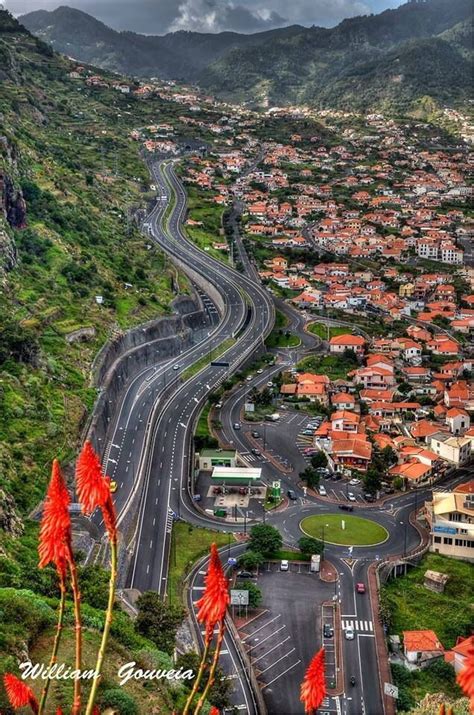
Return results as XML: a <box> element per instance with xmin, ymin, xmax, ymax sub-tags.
<box><xmin>76</xmin><ymin>441</ymin><xmax>117</xmax><ymax>540</ymax></box>
<box><xmin>3</xmin><ymin>673</ymin><xmax>39</xmax><ymax>714</ymax></box>
<box><xmin>457</xmin><ymin>640</ymin><xmax>474</xmax><ymax>711</ymax></box>
<box><xmin>38</xmin><ymin>459</ymin><xmax>72</xmax><ymax>577</ymax></box>
<box><xmin>209</xmin><ymin>708</ymin><xmax>220</xmax><ymax>715</ymax></box>
<box><xmin>300</xmin><ymin>647</ymin><xmax>326</xmax><ymax>714</ymax></box>
<box><xmin>196</xmin><ymin>543</ymin><xmax>229</xmax><ymax>640</ymax></box>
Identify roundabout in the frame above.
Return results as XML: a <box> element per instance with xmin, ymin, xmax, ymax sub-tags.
<box><xmin>300</xmin><ymin>513</ymin><xmax>389</xmax><ymax>546</ymax></box>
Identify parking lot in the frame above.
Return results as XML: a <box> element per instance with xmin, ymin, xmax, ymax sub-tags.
<box><xmin>237</xmin><ymin>562</ymin><xmax>341</xmax><ymax>714</ymax></box>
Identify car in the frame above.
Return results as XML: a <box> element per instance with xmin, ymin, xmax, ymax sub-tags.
<box><xmin>257</xmin><ymin>368</ymin><xmax>263</xmax><ymax>374</ymax></box>
<box><xmin>356</xmin><ymin>583</ymin><xmax>366</xmax><ymax>594</ymax></box>
<box><xmin>215</xmin><ymin>402</ymin><xmax>223</xmax><ymax>409</ymax></box>
<box><xmin>246</xmin><ymin>375</ymin><xmax>253</xmax><ymax>382</ymax></box>
<box><xmin>280</xmin><ymin>560</ymin><xmax>289</xmax><ymax>571</ymax></box>
<box><xmin>302</xmin><ymin>429</ymin><xmax>315</xmax><ymax>436</ymax></box>
<box><xmin>251</xmin><ymin>431</ymin><xmax>260</xmax><ymax>438</ymax></box>
<box><xmin>192</xmin><ymin>494</ymin><xmax>201</xmax><ymax>502</ymax></box>
<box><xmin>267</xmin><ymin>381</ymin><xmax>274</xmax><ymax>388</ymax></box>
<box><xmin>349</xmin><ymin>478</ymin><xmax>361</xmax><ymax>486</ymax></box>
<box><xmin>323</xmin><ymin>624</ymin><xmax>334</xmax><ymax>638</ymax></box>
<box><xmin>364</xmin><ymin>493</ymin><xmax>375</xmax><ymax>502</ymax></box>
<box><xmin>236</xmin><ymin>571</ymin><xmax>253</xmax><ymax>579</ymax></box>
<box><xmin>251</xmin><ymin>448</ymin><xmax>261</xmax><ymax>456</ymax></box>
<box><xmin>287</xmin><ymin>489</ymin><xmax>297</xmax><ymax>501</ymax></box>
<box><xmin>331</xmin><ymin>473</ymin><xmax>342</xmax><ymax>481</ymax></box>
<box><xmin>319</xmin><ymin>486</ymin><xmax>327</xmax><ymax>496</ymax></box>
<box><xmin>384</xmin><ymin>487</ymin><xmax>395</xmax><ymax>494</ymax></box>
<box><xmin>345</xmin><ymin>626</ymin><xmax>355</xmax><ymax>640</ymax></box>
<box><xmin>315</xmin><ymin>467</ymin><xmax>330</xmax><ymax>474</ymax></box>
<box><xmin>173</xmin><ymin>364</ymin><xmax>180</xmax><ymax>371</ymax></box>
<box><xmin>109</xmin><ymin>480</ymin><xmax>118</xmax><ymax>493</ymax></box>
<box><xmin>234</xmin><ymin>423</ymin><xmax>241</xmax><ymax>430</ymax></box>
<box><xmin>347</xmin><ymin>492</ymin><xmax>356</xmax><ymax>502</ymax></box>
<box><xmin>338</xmin><ymin>504</ymin><xmax>354</xmax><ymax>512</ymax></box>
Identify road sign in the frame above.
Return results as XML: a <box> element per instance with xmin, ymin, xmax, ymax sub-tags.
<box><xmin>230</xmin><ymin>589</ymin><xmax>249</xmax><ymax>606</ymax></box>
<box><xmin>384</xmin><ymin>683</ymin><xmax>399</xmax><ymax>699</ymax></box>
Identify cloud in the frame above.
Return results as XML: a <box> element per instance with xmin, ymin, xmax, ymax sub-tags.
<box><xmin>169</xmin><ymin>0</ymin><xmax>286</xmax><ymax>34</ymax></box>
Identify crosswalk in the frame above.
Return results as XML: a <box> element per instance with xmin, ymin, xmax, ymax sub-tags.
<box><xmin>342</xmin><ymin>619</ymin><xmax>373</xmax><ymax>632</ymax></box>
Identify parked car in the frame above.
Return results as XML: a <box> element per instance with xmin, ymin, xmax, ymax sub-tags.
<box><xmin>257</xmin><ymin>369</ymin><xmax>263</xmax><ymax>374</ymax></box>
<box><xmin>338</xmin><ymin>504</ymin><xmax>353</xmax><ymax>512</ymax></box>
<box><xmin>215</xmin><ymin>402</ymin><xmax>223</xmax><ymax>409</ymax></box>
<box><xmin>302</xmin><ymin>429</ymin><xmax>315</xmax><ymax>435</ymax></box>
<box><xmin>349</xmin><ymin>478</ymin><xmax>361</xmax><ymax>486</ymax></box>
<box><xmin>236</xmin><ymin>571</ymin><xmax>253</xmax><ymax>579</ymax></box>
<box><xmin>345</xmin><ymin>626</ymin><xmax>355</xmax><ymax>640</ymax></box>
<box><xmin>251</xmin><ymin>431</ymin><xmax>260</xmax><ymax>438</ymax></box>
<box><xmin>287</xmin><ymin>489</ymin><xmax>297</xmax><ymax>501</ymax></box>
<box><xmin>356</xmin><ymin>583</ymin><xmax>366</xmax><ymax>594</ymax></box>
<box><xmin>323</xmin><ymin>624</ymin><xmax>334</xmax><ymax>638</ymax></box>
<box><xmin>347</xmin><ymin>492</ymin><xmax>356</xmax><ymax>502</ymax></box>
<box><xmin>319</xmin><ymin>486</ymin><xmax>327</xmax><ymax>496</ymax></box>
<box><xmin>267</xmin><ymin>381</ymin><xmax>274</xmax><ymax>388</ymax></box>
<box><xmin>384</xmin><ymin>487</ymin><xmax>395</xmax><ymax>494</ymax></box>
<box><xmin>280</xmin><ymin>560</ymin><xmax>289</xmax><ymax>571</ymax></box>
<box><xmin>364</xmin><ymin>493</ymin><xmax>375</xmax><ymax>502</ymax></box>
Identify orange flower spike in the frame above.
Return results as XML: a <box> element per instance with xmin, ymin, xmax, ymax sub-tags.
<box><xmin>196</xmin><ymin>543</ymin><xmax>229</xmax><ymax>639</ymax></box>
<box><xmin>38</xmin><ymin>460</ymin><xmax>72</xmax><ymax>574</ymax></box>
<box><xmin>209</xmin><ymin>708</ymin><xmax>220</xmax><ymax>715</ymax></box>
<box><xmin>3</xmin><ymin>673</ymin><xmax>39</xmax><ymax>714</ymax></box>
<box><xmin>438</xmin><ymin>705</ymin><xmax>445</xmax><ymax>715</ymax></box>
<box><xmin>300</xmin><ymin>648</ymin><xmax>326</xmax><ymax>714</ymax></box>
<box><xmin>76</xmin><ymin>441</ymin><xmax>117</xmax><ymax>540</ymax></box>
<box><xmin>457</xmin><ymin>641</ymin><xmax>474</xmax><ymax>711</ymax></box>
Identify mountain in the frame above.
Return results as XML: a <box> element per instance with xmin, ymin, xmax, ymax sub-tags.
<box><xmin>21</xmin><ymin>6</ymin><xmax>303</xmax><ymax>80</ymax></box>
<box><xmin>21</xmin><ymin>0</ymin><xmax>473</xmax><ymax>113</ymax></box>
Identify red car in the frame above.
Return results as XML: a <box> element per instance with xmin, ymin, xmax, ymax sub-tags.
<box><xmin>356</xmin><ymin>583</ymin><xmax>366</xmax><ymax>594</ymax></box>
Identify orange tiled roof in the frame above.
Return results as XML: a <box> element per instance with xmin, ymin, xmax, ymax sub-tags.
<box><xmin>403</xmin><ymin>630</ymin><xmax>444</xmax><ymax>653</ymax></box>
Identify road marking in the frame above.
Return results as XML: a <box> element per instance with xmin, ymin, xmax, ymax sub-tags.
<box><xmin>259</xmin><ymin>648</ymin><xmax>296</xmax><ymax>675</ymax></box>
<box><xmin>261</xmin><ymin>659</ymin><xmax>301</xmax><ymax>688</ymax></box>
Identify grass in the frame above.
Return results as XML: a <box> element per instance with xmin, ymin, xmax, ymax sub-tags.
<box><xmin>265</xmin><ymin>331</ymin><xmax>300</xmax><ymax>348</ymax></box>
<box><xmin>182</xmin><ymin>337</ymin><xmax>236</xmax><ymax>380</ymax></box>
<box><xmin>300</xmin><ymin>514</ymin><xmax>388</xmax><ymax>546</ymax></box>
<box><xmin>297</xmin><ymin>353</ymin><xmax>359</xmax><ymax>381</ymax></box>
<box><xmin>195</xmin><ymin>402</ymin><xmax>212</xmax><ymax>440</ymax></box>
<box><xmin>381</xmin><ymin>553</ymin><xmax>474</xmax><ymax>649</ymax></box>
<box><xmin>168</xmin><ymin>522</ymin><xmax>230</xmax><ymax>603</ymax></box>
<box><xmin>308</xmin><ymin>322</ymin><xmax>348</xmax><ymax>340</ymax></box>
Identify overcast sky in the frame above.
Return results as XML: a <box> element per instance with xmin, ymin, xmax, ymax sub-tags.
<box><xmin>6</xmin><ymin>0</ymin><xmax>402</xmax><ymax>34</ymax></box>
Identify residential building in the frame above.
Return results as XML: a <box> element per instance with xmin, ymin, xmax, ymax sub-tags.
<box><xmin>428</xmin><ymin>433</ymin><xmax>472</xmax><ymax>466</ymax></box>
<box><xmin>426</xmin><ymin>481</ymin><xmax>474</xmax><ymax>562</ymax></box>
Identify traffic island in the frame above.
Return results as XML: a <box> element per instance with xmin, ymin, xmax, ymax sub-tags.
<box><xmin>300</xmin><ymin>514</ymin><xmax>389</xmax><ymax>546</ymax></box>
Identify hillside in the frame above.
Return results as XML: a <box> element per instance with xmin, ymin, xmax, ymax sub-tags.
<box><xmin>21</xmin><ymin>0</ymin><xmax>474</xmax><ymax>113</ymax></box>
<box><xmin>21</xmin><ymin>6</ymin><xmax>303</xmax><ymax>80</ymax></box>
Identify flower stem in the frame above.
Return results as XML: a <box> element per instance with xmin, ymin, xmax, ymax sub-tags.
<box><xmin>68</xmin><ymin>553</ymin><xmax>82</xmax><ymax>715</ymax></box>
<box><xmin>85</xmin><ymin>535</ymin><xmax>117</xmax><ymax>715</ymax></box>
<box><xmin>194</xmin><ymin>620</ymin><xmax>225</xmax><ymax>715</ymax></box>
<box><xmin>38</xmin><ymin>574</ymin><xmax>66</xmax><ymax>715</ymax></box>
<box><xmin>182</xmin><ymin>636</ymin><xmax>211</xmax><ymax>715</ymax></box>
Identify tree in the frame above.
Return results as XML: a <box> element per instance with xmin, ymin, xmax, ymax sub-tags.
<box><xmin>247</xmin><ymin>524</ymin><xmax>282</xmax><ymax>557</ymax></box>
<box><xmin>240</xmin><ymin>581</ymin><xmax>262</xmax><ymax>608</ymax></box>
<box><xmin>298</xmin><ymin>537</ymin><xmax>324</xmax><ymax>556</ymax></box>
<box><xmin>299</xmin><ymin>467</ymin><xmax>320</xmax><ymax>489</ymax></box>
<box><xmin>364</xmin><ymin>467</ymin><xmax>382</xmax><ymax>495</ymax></box>
<box><xmin>99</xmin><ymin>689</ymin><xmax>138</xmax><ymax>715</ymax></box>
<box><xmin>135</xmin><ymin>592</ymin><xmax>185</xmax><ymax>654</ymax></box>
<box><xmin>238</xmin><ymin>551</ymin><xmax>264</xmax><ymax>571</ymax></box>
<box><xmin>310</xmin><ymin>452</ymin><xmax>328</xmax><ymax>469</ymax></box>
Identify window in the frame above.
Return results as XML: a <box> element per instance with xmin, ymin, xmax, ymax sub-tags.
<box><xmin>443</xmin><ymin>537</ymin><xmax>453</xmax><ymax>545</ymax></box>
<box><xmin>434</xmin><ymin>536</ymin><xmax>441</xmax><ymax>544</ymax></box>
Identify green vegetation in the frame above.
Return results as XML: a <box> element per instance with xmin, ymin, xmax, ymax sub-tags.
<box><xmin>182</xmin><ymin>337</ymin><xmax>235</xmax><ymax>380</ymax></box>
<box><xmin>300</xmin><ymin>514</ymin><xmax>388</xmax><ymax>546</ymax></box>
<box><xmin>168</xmin><ymin>522</ymin><xmax>230</xmax><ymax>603</ymax></box>
<box><xmin>135</xmin><ymin>592</ymin><xmax>186</xmax><ymax>655</ymax></box>
<box><xmin>308</xmin><ymin>322</ymin><xmax>348</xmax><ymax>340</ymax></box>
<box><xmin>247</xmin><ymin>524</ymin><xmax>283</xmax><ymax>557</ymax></box>
<box><xmin>266</xmin><ymin>309</ymin><xmax>301</xmax><ymax>348</ymax></box>
<box><xmin>297</xmin><ymin>351</ymin><xmax>359</xmax><ymax>380</ymax></box>
<box><xmin>380</xmin><ymin>553</ymin><xmax>474</xmax><ymax>649</ymax></box>
<box><xmin>391</xmin><ymin>661</ymin><xmax>463</xmax><ymax>713</ymax></box>
<box><xmin>186</xmin><ymin>185</ymin><xmax>228</xmax><ymax>263</ymax></box>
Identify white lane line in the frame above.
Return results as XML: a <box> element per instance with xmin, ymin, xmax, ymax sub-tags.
<box><xmin>259</xmin><ymin>648</ymin><xmax>296</xmax><ymax>675</ymax></box>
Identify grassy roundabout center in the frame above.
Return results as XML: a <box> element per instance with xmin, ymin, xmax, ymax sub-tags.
<box><xmin>300</xmin><ymin>514</ymin><xmax>389</xmax><ymax>546</ymax></box>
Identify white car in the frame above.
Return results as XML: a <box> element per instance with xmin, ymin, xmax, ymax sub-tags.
<box><xmin>349</xmin><ymin>478</ymin><xmax>361</xmax><ymax>486</ymax></box>
<box><xmin>267</xmin><ymin>381</ymin><xmax>274</xmax><ymax>388</ymax></box>
<box><xmin>345</xmin><ymin>626</ymin><xmax>355</xmax><ymax>640</ymax></box>
<box><xmin>280</xmin><ymin>559</ymin><xmax>289</xmax><ymax>571</ymax></box>
<box><xmin>173</xmin><ymin>364</ymin><xmax>180</xmax><ymax>371</ymax></box>
<box><xmin>246</xmin><ymin>375</ymin><xmax>253</xmax><ymax>382</ymax></box>
<box><xmin>319</xmin><ymin>486</ymin><xmax>327</xmax><ymax>496</ymax></box>
<box><xmin>257</xmin><ymin>369</ymin><xmax>263</xmax><ymax>374</ymax></box>
<box><xmin>347</xmin><ymin>492</ymin><xmax>356</xmax><ymax>502</ymax></box>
